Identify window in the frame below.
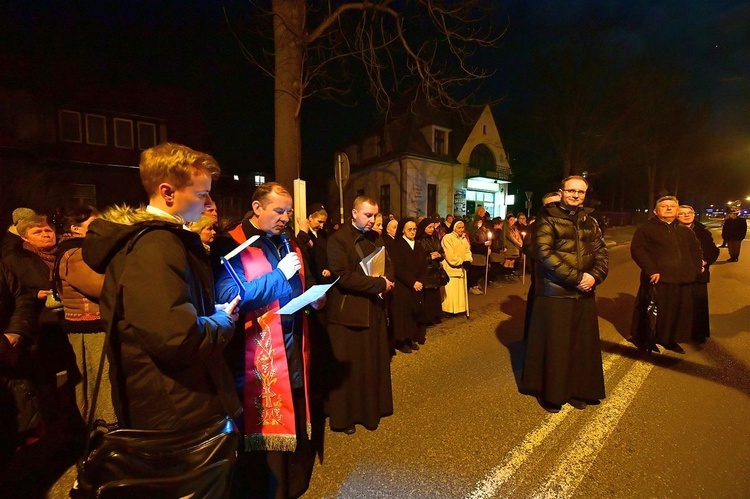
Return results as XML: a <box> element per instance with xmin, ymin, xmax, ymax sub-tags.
<box><xmin>114</xmin><ymin>118</ymin><xmax>134</xmax><ymax>149</ymax></box>
<box><xmin>85</xmin><ymin>114</ymin><xmax>107</xmax><ymax>146</ymax></box>
<box><xmin>427</xmin><ymin>184</ymin><xmax>437</xmax><ymax>216</ymax></box>
<box><xmin>380</xmin><ymin>184</ymin><xmax>391</xmax><ymax>217</ymax></box>
<box><xmin>59</xmin><ymin>110</ymin><xmax>82</xmax><ymax>143</ymax></box>
<box><xmin>434</xmin><ymin>129</ymin><xmax>447</xmax><ymax>155</ymax></box>
<box><xmin>254</xmin><ymin>174</ymin><xmax>265</xmax><ymax>186</ymax></box>
<box><xmin>469</xmin><ymin>144</ymin><xmax>495</xmax><ymax>171</ymax></box>
<box><xmin>70</xmin><ymin>184</ymin><xmax>97</xmax><ymax>206</ymax></box>
<box><xmin>137</xmin><ymin>122</ymin><xmax>157</xmax><ymax>150</ymax></box>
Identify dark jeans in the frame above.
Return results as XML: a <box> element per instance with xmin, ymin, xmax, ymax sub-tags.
<box><xmin>727</xmin><ymin>240</ymin><xmax>742</xmax><ymax>260</ymax></box>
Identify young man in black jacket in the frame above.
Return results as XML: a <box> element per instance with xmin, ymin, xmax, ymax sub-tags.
<box><xmin>82</xmin><ymin>143</ymin><xmax>241</xmax><ymax>431</ymax></box>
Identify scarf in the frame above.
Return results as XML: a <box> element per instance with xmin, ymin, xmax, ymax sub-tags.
<box><xmin>23</xmin><ymin>241</ymin><xmax>57</xmax><ymax>279</ymax></box>
<box><xmin>228</xmin><ymin>225</ymin><xmax>310</xmax><ymax>452</ymax></box>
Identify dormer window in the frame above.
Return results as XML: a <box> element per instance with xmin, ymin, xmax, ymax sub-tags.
<box><xmin>433</xmin><ymin>126</ymin><xmax>450</xmax><ymax>155</ymax></box>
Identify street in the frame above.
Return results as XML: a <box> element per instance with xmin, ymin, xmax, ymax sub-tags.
<box><xmin>304</xmin><ymin>232</ymin><xmax>750</xmax><ymax>498</ymax></box>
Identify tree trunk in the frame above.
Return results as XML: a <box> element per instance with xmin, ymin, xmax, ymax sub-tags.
<box><xmin>273</xmin><ymin>0</ymin><xmax>305</xmax><ymax>191</ymax></box>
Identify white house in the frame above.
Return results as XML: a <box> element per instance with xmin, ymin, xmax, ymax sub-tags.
<box><xmin>341</xmin><ymin>99</ymin><xmax>512</xmax><ymax>220</ymax></box>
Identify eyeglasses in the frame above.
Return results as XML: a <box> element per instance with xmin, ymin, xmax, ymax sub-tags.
<box><xmin>562</xmin><ymin>189</ymin><xmax>586</xmax><ymax>196</ymax></box>
<box><xmin>405</xmin><ymin>227</ymin><xmax>417</xmax><ymax>232</ymax></box>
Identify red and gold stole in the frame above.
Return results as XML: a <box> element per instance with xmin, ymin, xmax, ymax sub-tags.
<box><xmin>229</xmin><ymin>225</ymin><xmax>310</xmax><ymax>452</ymax></box>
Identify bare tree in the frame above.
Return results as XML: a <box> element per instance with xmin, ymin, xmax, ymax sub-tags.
<box><xmin>225</xmin><ymin>0</ymin><xmax>503</xmax><ymax>189</ymax></box>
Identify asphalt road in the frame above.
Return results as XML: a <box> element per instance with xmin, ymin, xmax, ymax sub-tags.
<box><xmin>305</xmin><ymin>233</ymin><xmax>750</xmax><ymax>498</ymax></box>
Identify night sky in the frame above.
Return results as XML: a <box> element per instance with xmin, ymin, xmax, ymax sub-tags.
<box><xmin>2</xmin><ymin>0</ymin><xmax>748</xmax><ymax>209</ymax></box>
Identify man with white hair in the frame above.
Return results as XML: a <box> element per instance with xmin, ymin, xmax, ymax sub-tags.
<box><xmin>630</xmin><ymin>196</ymin><xmax>703</xmax><ymax>354</ymax></box>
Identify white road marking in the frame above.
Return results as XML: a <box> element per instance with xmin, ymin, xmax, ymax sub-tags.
<box><xmin>532</xmin><ymin>359</ymin><xmax>655</xmax><ymax>498</ymax></box>
<box><xmin>466</xmin><ymin>343</ymin><xmax>628</xmax><ymax>499</ymax></box>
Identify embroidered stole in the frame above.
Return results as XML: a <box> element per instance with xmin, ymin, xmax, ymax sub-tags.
<box><xmin>228</xmin><ymin>225</ymin><xmax>310</xmax><ymax>452</ymax></box>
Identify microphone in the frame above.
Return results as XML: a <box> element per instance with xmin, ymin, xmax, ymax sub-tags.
<box><xmin>279</xmin><ymin>232</ymin><xmax>293</xmax><ymax>256</ymax></box>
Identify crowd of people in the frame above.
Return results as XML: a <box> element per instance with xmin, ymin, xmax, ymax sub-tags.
<box><xmin>0</xmin><ymin>142</ymin><xmax>740</xmax><ymax>498</ymax></box>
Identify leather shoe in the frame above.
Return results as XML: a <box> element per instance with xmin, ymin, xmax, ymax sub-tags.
<box><xmin>396</xmin><ymin>343</ymin><xmax>413</xmax><ymax>354</ymax></box>
<box><xmin>568</xmin><ymin>398</ymin><xmax>587</xmax><ymax>410</ymax></box>
<box><xmin>536</xmin><ymin>397</ymin><xmax>562</xmax><ymax>413</ymax></box>
<box><xmin>410</xmin><ymin>341</ymin><xmax>420</xmax><ymax>351</ymax></box>
<box><xmin>343</xmin><ymin>426</ymin><xmax>356</xmax><ymax>435</ymax></box>
<box><xmin>664</xmin><ymin>343</ymin><xmax>685</xmax><ymax>354</ymax></box>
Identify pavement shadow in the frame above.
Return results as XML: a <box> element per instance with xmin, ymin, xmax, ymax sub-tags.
<box><xmin>494</xmin><ymin>294</ymin><xmax>528</xmax><ymax>389</ymax></box>
<box><xmin>596</xmin><ymin>292</ymin><xmax>636</xmax><ymax>340</ymax></box>
<box><xmin>710</xmin><ymin>305</ymin><xmax>750</xmax><ymax>339</ymax></box>
<box><xmin>600</xmin><ymin>338</ymin><xmax>750</xmax><ymax>398</ymax></box>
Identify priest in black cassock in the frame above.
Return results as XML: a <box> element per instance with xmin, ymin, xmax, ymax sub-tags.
<box><xmin>325</xmin><ymin>195</ymin><xmax>395</xmax><ymax>435</ymax></box>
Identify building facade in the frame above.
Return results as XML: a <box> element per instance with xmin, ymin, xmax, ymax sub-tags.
<box><xmin>340</xmin><ymin>102</ymin><xmax>512</xmax><ymax>220</ymax></box>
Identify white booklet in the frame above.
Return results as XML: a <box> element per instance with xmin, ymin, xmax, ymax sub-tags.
<box><xmin>275</xmin><ymin>277</ymin><xmax>340</xmax><ymax>315</ymax></box>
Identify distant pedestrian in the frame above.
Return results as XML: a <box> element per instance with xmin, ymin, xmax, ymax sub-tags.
<box><xmin>677</xmin><ymin>205</ymin><xmax>719</xmax><ymax>343</ymax></box>
<box><xmin>630</xmin><ymin>196</ymin><xmax>703</xmax><ymax>354</ymax></box>
<box><xmin>521</xmin><ymin>176</ymin><xmax>608</xmax><ymax>413</ymax></box>
<box><xmin>721</xmin><ymin>208</ymin><xmax>746</xmax><ymax>262</ymax></box>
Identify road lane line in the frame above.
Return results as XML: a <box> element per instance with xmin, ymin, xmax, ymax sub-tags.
<box><xmin>466</xmin><ymin>346</ymin><xmax>626</xmax><ymax>499</ymax></box>
<box><xmin>531</xmin><ymin>359</ymin><xmax>655</xmax><ymax>498</ymax></box>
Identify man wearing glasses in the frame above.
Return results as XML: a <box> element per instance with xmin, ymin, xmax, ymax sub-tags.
<box><xmin>521</xmin><ymin>175</ymin><xmax>608</xmax><ymax>413</ymax></box>
<box><xmin>630</xmin><ymin>196</ymin><xmax>703</xmax><ymax>355</ymax></box>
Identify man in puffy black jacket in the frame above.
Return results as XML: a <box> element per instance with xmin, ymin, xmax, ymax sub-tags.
<box><xmin>521</xmin><ymin>176</ymin><xmax>608</xmax><ymax>413</ymax></box>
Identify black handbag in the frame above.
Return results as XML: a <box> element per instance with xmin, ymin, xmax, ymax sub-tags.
<box><xmin>72</xmin><ymin>416</ymin><xmax>240</xmax><ymax>498</ymax></box>
<box><xmin>71</xmin><ymin>227</ymin><xmax>240</xmax><ymax>498</ymax></box>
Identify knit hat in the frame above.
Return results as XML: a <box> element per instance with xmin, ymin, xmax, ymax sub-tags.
<box><xmin>12</xmin><ymin>207</ymin><xmax>36</xmax><ymax>225</ymax></box>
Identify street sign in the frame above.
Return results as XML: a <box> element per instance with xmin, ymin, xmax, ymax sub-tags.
<box><xmin>334</xmin><ymin>152</ymin><xmax>350</xmax><ymax>187</ymax></box>
<box><xmin>334</xmin><ymin>152</ymin><xmax>350</xmax><ymax>224</ymax></box>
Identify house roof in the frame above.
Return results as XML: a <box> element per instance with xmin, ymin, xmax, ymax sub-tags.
<box><xmin>351</xmin><ymin>92</ymin><xmax>489</xmax><ymax>169</ymax></box>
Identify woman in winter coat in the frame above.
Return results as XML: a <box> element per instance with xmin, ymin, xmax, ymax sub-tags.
<box><xmin>53</xmin><ymin>206</ymin><xmax>116</xmax><ymax>424</ymax></box>
<box><xmin>677</xmin><ymin>206</ymin><xmax>719</xmax><ymax>343</ymax></box>
<box><xmin>4</xmin><ymin>215</ymin><xmax>81</xmax><ymax>432</ymax></box>
<box><xmin>503</xmin><ymin>214</ymin><xmax>523</xmax><ymax>277</ymax></box>
<box><xmin>392</xmin><ymin>218</ymin><xmax>427</xmax><ymax>353</ymax></box>
<box><xmin>440</xmin><ymin>219</ymin><xmax>472</xmax><ymax>315</ymax></box>
<box><xmin>415</xmin><ymin>218</ymin><xmax>445</xmax><ymax>326</ymax></box>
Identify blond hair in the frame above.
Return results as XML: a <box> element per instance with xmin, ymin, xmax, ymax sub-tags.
<box><xmin>139</xmin><ymin>143</ymin><xmax>221</xmax><ymax>197</ymax></box>
<box><xmin>187</xmin><ymin>215</ymin><xmax>216</xmax><ymax>234</ymax></box>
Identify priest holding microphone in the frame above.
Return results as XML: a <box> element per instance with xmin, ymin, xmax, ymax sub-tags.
<box><xmin>212</xmin><ymin>182</ymin><xmax>322</xmax><ymax>499</ymax></box>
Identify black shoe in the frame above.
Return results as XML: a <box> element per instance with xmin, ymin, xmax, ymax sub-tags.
<box><xmin>727</xmin><ymin>258</ymin><xmax>738</xmax><ymax>262</ymax></box>
<box><xmin>410</xmin><ymin>341</ymin><xmax>420</xmax><ymax>351</ymax></box>
<box><xmin>396</xmin><ymin>343</ymin><xmax>413</xmax><ymax>354</ymax></box>
<box><xmin>664</xmin><ymin>343</ymin><xmax>685</xmax><ymax>354</ymax></box>
<box><xmin>343</xmin><ymin>426</ymin><xmax>356</xmax><ymax>435</ymax></box>
<box><xmin>568</xmin><ymin>398</ymin><xmax>587</xmax><ymax>410</ymax></box>
<box><xmin>536</xmin><ymin>397</ymin><xmax>562</xmax><ymax>413</ymax></box>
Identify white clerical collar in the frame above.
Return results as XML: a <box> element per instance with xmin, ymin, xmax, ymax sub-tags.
<box><xmin>146</xmin><ymin>205</ymin><xmax>187</xmax><ymax>229</ymax></box>
<box><xmin>402</xmin><ymin>235</ymin><xmax>415</xmax><ymax>249</ymax></box>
